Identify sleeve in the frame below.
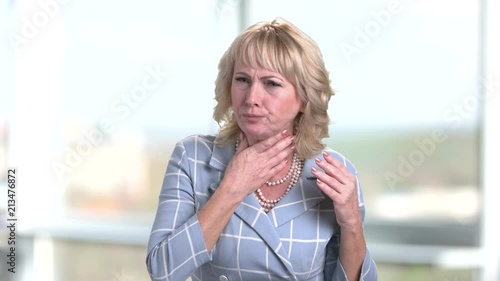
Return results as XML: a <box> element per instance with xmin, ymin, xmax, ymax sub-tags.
<box><xmin>324</xmin><ymin>153</ymin><xmax>378</xmax><ymax>281</ymax></box>
<box><xmin>325</xmin><ymin>214</ymin><xmax>378</xmax><ymax>281</ymax></box>
<box><xmin>145</xmin><ymin>140</ymin><xmax>212</xmax><ymax>281</ymax></box>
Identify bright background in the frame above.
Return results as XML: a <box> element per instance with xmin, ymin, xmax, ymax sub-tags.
<box><xmin>1</xmin><ymin>0</ymin><xmax>499</xmax><ymax>280</ymax></box>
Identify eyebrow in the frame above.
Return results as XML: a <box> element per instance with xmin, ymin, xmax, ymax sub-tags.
<box><xmin>234</xmin><ymin>72</ymin><xmax>284</xmax><ymax>82</ymax></box>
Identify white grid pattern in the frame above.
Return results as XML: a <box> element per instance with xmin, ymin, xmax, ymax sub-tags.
<box><xmin>146</xmin><ymin>135</ymin><xmax>377</xmax><ymax>280</ymax></box>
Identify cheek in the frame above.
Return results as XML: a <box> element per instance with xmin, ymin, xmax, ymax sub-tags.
<box><xmin>230</xmin><ymin>86</ymin><xmax>238</xmax><ymax>104</ymax></box>
<box><xmin>231</xmin><ymin>93</ymin><xmax>245</xmax><ymax>115</ymax></box>
<box><xmin>230</xmin><ymin>91</ymin><xmax>239</xmax><ymax>108</ymax></box>
<box><xmin>273</xmin><ymin>106</ymin><xmax>297</xmax><ymax>123</ymax></box>
<box><xmin>280</xmin><ymin>98</ymin><xmax>302</xmax><ymax>116</ymax></box>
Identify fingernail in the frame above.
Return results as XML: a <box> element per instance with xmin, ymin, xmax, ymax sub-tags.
<box><xmin>315</xmin><ymin>157</ymin><xmax>321</xmax><ymax>163</ymax></box>
<box><xmin>311</xmin><ymin>167</ymin><xmax>317</xmax><ymax>172</ymax></box>
<box><xmin>282</xmin><ymin>129</ymin><xmax>288</xmax><ymax>136</ymax></box>
<box><xmin>323</xmin><ymin>151</ymin><xmax>329</xmax><ymax>158</ymax></box>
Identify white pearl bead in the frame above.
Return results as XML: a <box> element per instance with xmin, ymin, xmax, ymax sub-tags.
<box><xmin>236</xmin><ymin>140</ymin><xmax>303</xmax><ymax>213</ymax></box>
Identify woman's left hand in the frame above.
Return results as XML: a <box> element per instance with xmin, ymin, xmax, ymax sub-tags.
<box><xmin>311</xmin><ymin>151</ymin><xmax>361</xmax><ymax>230</ymax></box>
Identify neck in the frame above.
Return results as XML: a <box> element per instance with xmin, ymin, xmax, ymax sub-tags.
<box><xmin>244</xmin><ymin>127</ymin><xmax>294</xmax><ymax>146</ymax></box>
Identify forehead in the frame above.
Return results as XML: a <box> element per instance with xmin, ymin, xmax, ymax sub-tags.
<box><xmin>233</xmin><ymin>60</ymin><xmax>286</xmax><ymax>79</ymax></box>
<box><xmin>233</xmin><ymin>38</ymin><xmax>291</xmax><ymax>74</ymax></box>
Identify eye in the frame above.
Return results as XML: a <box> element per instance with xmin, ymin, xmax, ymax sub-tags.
<box><xmin>266</xmin><ymin>80</ymin><xmax>282</xmax><ymax>87</ymax></box>
<box><xmin>234</xmin><ymin>76</ymin><xmax>249</xmax><ymax>83</ymax></box>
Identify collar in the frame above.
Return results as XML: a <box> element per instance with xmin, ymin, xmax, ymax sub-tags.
<box><xmin>207</xmin><ymin>140</ymin><xmax>329</xmax><ymax>278</ymax></box>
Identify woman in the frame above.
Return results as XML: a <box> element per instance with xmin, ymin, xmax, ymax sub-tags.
<box><xmin>146</xmin><ymin>18</ymin><xmax>377</xmax><ymax>281</ymax></box>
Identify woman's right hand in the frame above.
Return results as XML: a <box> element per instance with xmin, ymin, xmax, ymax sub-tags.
<box><xmin>197</xmin><ymin>130</ymin><xmax>294</xmax><ymax>251</ymax></box>
<box><xmin>220</xmin><ymin>130</ymin><xmax>295</xmax><ymax>200</ymax></box>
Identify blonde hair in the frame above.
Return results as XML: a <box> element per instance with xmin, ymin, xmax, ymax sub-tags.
<box><xmin>213</xmin><ymin>18</ymin><xmax>334</xmax><ymax>158</ymax></box>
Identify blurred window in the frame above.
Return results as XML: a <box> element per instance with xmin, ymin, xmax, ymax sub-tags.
<box><xmin>3</xmin><ymin>0</ymin><xmax>498</xmax><ymax>280</ymax></box>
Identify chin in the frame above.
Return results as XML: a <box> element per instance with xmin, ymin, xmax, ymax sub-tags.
<box><xmin>246</xmin><ymin>130</ymin><xmax>280</xmax><ymax>142</ymax></box>
<box><xmin>240</xmin><ymin>127</ymin><xmax>267</xmax><ymax>139</ymax></box>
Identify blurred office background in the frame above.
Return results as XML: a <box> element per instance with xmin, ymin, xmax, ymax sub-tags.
<box><xmin>1</xmin><ymin>0</ymin><xmax>499</xmax><ymax>280</ymax></box>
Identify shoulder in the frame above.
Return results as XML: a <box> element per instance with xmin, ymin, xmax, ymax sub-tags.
<box><xmin>168</xmin><ymin>134</ymin><xmax>217</xmax><ymax>162</ymax></box>
<box><xmin>176</xmin><ymin>134</ymin><xmax>217</xmax><ymax>152</ymax></box>
<box><xmin>173</xmin><ymin>134</ymin><xmax>235</xmax><ymax>171</ymax></box>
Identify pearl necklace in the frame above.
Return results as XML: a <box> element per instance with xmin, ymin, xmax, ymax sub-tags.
<box><xmin>265</xmin><ymin>152</ymin><xmax>299</xmax><ymax>186</ymax></box>
<box><xmin>235</xmin><ymin>139</ymin><xmax>304</xmax><ymax>212</ymax></box>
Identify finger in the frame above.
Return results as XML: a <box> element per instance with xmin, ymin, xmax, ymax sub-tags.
<box><xmin>314</xmin><ymin>157</ymin><xmax>349</xmax><ymax>185</ymax></box>
<box><xmin>316</xmin><ymin>177</ymin><xmax>342</xmax><ymax>202</ymax></box>
<box><xmin>263</xmin><ymin>142</ymin><xmax>294</xmax><ymax>170</ymax></box>
<box><xmin>252</xmin><ymin>129</ymin><xmax>291</xmax><ymax>153</ymax></box>
<box><xmin>311</xmin><ymin>166</ymin><xmax>345</xmax><ymax>194</ymax></box>
<box><xmin>267</xmin><ymin>156</ymin><xmax>289</xmax><ymax>177</ymax></box>
<box><xmin>314</xmin><ymin>168</ymin><xmax>359</xmax><ymax>207</ymax></box>
<box><xmin>322</xmin><ymin>152</ymin><xmax>351</xmax><ymax>177</ymax></box>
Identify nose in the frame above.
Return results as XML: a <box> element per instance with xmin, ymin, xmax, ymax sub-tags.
<box><xmin>245</xmin><ymin>82</ymin><xmax>262</xmax><ymax>107</ymax></box>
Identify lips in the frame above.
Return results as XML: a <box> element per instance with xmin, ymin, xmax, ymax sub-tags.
<box><xmin>241</xmin><ymin>113</ymin><xmax>265</xmax><ymax>122</ymax></box>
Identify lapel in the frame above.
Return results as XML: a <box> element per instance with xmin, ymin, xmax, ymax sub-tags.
<box><xmin>208</xmin><ymin>141</ymin><xmax>328</xmax><ymax>277</ymax></box>
<box><xmin>266</xmin><ymin>151</ymin><xmax>328</xmax><ymax>228</ymax></box>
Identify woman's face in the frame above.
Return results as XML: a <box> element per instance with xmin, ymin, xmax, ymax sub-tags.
<box><xmin>231</xmin><ymin>61</ymin><xmax>303</xmax><ymax>145</ymax></box>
